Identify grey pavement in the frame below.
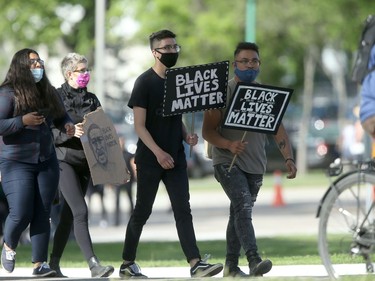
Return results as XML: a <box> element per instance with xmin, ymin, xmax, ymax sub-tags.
<box><xmin>0</xmin><ymin>181</ymin><xmax>370</xmax><ymax>279</ymax></box>
<box><xmin>0</xmin><ymin>264</ymin><xmax>330</xmax><ymax>279</ymax></box>
<box><xmin>87</xmin><ymin>182</ymin><xmax>324</xmax><ymax>242</ymax></box>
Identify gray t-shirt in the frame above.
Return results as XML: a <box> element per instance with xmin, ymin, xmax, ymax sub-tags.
<box><xmin>212</xmin><ymin>79</ymin><xmax>267</xmax><ymax>174</ymax></box>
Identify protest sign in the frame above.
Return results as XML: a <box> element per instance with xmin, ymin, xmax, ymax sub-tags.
<box><xmin>163</xmin><ymin>61</ymin><xmax>229</xmax><ymax>116</ymax></box>
<box><xmin>81</xmin><ymin>107</ymin><xmax>130</xmax><ymax>185</ymax></box>
<box><xmin>222</xmin><ymin>83</ymin><xmax>293</xmax><ymax>134</ymax></box>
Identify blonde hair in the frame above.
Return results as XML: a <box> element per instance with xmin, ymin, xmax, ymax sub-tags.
<box><xmin>60</xmin><ymin>53</ymin><xmax>88</xmax><ymax>81</ymax></box>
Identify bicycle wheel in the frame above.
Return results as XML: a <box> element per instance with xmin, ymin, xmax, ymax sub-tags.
<box><xmin>318</xmin><ymin>171</ymin><xmax>375</xmax><ymax>279</ymax></box>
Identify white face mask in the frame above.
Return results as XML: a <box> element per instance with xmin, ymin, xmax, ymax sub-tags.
<box><xmin>30</xmin><ymin>68</ymin><xmax>44</xmax><ymax>82</ymax></box>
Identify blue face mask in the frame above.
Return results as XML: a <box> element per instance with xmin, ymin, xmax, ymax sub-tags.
<box><xmin>30</xmin><ymin>68</ymin><xmax>44</xmax><ymax>83</ymax></box>
<box><xmin>234</xmin><ymin>68</ymin><xmax>259</xmax><ymax>83</ymax></box>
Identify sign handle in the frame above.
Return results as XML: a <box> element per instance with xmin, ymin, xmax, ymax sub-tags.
<box><xmin>228</xmin><ymin>131</ymin><xmax>247</xmax><ymax>172</ymax></box>
<box><xmin>190</xmin><ymin>112</ymin><xmax>195</xmax><ymax>157</ymax></box>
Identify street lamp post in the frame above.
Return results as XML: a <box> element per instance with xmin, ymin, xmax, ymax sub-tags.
<box><xmin>246</xmin><ymin>0</ymin><xmax>256</xmax><ymax>42</ymax></box>
<box><xmin>95</xmin><ymin>0</ymin><xmax>105</xmax><ymax>109</ymax></box>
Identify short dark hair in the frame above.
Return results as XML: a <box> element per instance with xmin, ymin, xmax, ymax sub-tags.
<box><xmin>149</xmin><ymin>29</ymin><xmax>176</xmax><ymax>50</ymax></box>
<box><xmin>234</xmin><ymin>42</ymin><xmax>259</xmax><ymax>57</ymax></box>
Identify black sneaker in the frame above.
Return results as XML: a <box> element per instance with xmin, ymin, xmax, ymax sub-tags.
<box><xmin>48</xmin><ymin>262</ymin><xmax>67</xmax><ymax>278</ymax></box>
<box><xmin>1</xmin><ymin>246</ymin><xmax>16</xmax><ymax>273</ymax></box>
<box><xmin>223</xmin><ymin>266</ymin><xmax>248</xmax><ymax>277</ymax></box>
<box><xmin>190</xmin><ymin>260</ymin><xmax>223</xmax><ymax>277</ymax></box>
<box><xmin>32</xmin><ymin>262</ymin><xmax>57</xmax><ymax>277</ymax></box>
<box><xmin>119</xmin><ymin>262</ymin><xmax>147</xmax><ymax>279</ymax></box>
<box><xmin>249</xmin><ymin>258</ymin><xmax>272</xmax><ymax>276</ymax></box>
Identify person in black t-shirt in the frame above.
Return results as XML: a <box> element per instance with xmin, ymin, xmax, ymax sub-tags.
<box><xmin>118</xmin><ymin>29</ymin><xmax>223</xmax><ymax>279</ymax></box>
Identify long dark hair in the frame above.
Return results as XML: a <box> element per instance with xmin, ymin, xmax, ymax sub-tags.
<box><xmin>1</xmin><ymin>48</ymin><xmax>65</xmax><ymax>117</ymax></box>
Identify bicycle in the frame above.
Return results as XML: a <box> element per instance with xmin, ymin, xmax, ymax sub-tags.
<box><xmin>317</xmin><ymin>158</ymin><xmax>375</xmax><ymax>279</ymax></box>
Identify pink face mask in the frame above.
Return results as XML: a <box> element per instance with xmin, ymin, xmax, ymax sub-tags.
<box><xmin>76</xmin><ymin>72</ymin><xmax>90</xmax><ymax>88</ymax></box>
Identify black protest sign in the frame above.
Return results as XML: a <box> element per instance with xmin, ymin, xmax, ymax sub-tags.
<box><xmin>222</xmin><ymin>83</ymin><xmax>293</xmax><ymax>134</ymax></box>
<box><xmin>163</xmin><ymin>61</ymin><xmax>229</xmax><ymax>116</ymax></box>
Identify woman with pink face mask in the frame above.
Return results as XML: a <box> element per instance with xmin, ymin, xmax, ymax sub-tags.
<box><xmin>49</xmin><ymin>53</ymin><xmax>114</xmax><ymax>278</ymax></box>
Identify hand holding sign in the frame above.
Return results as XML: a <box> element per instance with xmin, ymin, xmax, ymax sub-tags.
<box><xmin>186</xmin><ymin>130</ymin><xmax>198</xmax><ymax>157</ymax></box>
<box><xmin>228</xmin><ymin>131</ymin><xmax>248</xmax><ymax>172</ymax></box>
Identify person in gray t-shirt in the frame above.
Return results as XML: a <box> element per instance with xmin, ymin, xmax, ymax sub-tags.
<box><xmin>203</xmin><ymin>42</ymin><xmax>297</xmax><ymax>277</ymax></box>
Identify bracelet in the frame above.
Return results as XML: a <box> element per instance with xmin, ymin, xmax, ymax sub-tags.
<box><xmin>285</xmin><ymin>158</ymin><xmax>295</xmax><ymax>164</ymax></box>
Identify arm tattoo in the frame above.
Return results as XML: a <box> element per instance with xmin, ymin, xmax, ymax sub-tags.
<box><xmin>278</xmin><ymin>139</ymin><xmax>286</xmax><ymax>150</ymax></box>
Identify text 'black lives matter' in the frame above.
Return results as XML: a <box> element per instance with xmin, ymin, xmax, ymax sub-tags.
<box><xmin>163</xmin><ymin>61</ymin><xmax>229</xmax><ymax>116</ymax></box>
<box><xmin>222</xmin><ymin>83</ymin><xmax>293</xmax><ymax>135</ymax></box>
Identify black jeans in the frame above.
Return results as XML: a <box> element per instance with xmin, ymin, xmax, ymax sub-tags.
<box><xmin>122</xmin><ymin>164</ymin><xmax>200</xmax><ymax>263</ymax></box>
<box><xmin>214</xmin><ymin>163</ymin><xmax>263</xmax><ymax>265</ymax></box>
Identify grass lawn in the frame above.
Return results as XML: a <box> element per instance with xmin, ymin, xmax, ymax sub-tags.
<box><xmin>8</xmin><ymin>235</ymin><xmax>354</xmax><ymax>267</ymax></box>
<box><xmin>189</xmin><ymin>168</ymin><xmax>331</xmax><ymax>192</ymax></box>
<box><xmin>10</xmin><ymin>236</ymin><xmax>321</xmax><ymax>267</ymax></box>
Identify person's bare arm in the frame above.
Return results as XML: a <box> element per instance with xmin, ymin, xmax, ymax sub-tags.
<box><xmin>272</xmin><ymin>122</ymin><xmax>297</xmax><ymax>179</ymax></box>
<box><xmin>202</xmin><ymin>109</ymin><xmax>247</xmax><ymax>155</ymax></box>
<box><xmin>133</xmin><ymin>106</ymin><xmax>174</xmax><ymax>169</ymax></box>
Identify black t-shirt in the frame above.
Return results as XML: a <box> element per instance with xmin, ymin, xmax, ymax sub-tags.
<box><xmin>128</xmin><ymin>68</ymin><xmax>186</xmax><ymax>168</ymax></box>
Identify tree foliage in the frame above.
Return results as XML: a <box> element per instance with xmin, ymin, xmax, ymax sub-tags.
<box><xmin>119</xmin><ymin>0</ymin><xmax>247</xmax><ymax>69</ymax></box>
<box><xmin>0</xmin><ymin>0</ymin><xmax>104</xmax><ymax>68</ymax></box>
<box><xmin>0</xmin><ymin>1</ymin><xmax>61</xmax><ymax>50</ymax></box>
<box><xmin>1</xmin><ymin>0</ymin><xmax>375</xmax><ymax>172</ymax></box>
<box><xmin>1</xmin><ymin>0</ymin><xmax>373</xmax><ymax>90</ymax></box>
<box><xmin>256</xmin><ymin>0</ymin><xmax>375</xmax><ymax>90</ymax></box>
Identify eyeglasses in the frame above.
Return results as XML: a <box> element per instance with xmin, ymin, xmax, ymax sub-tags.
<box><xmin>235</xmin><ymin>58</ymin><xmax>260</xmax><ymax>67</ymax></box>
<box><xmin>155</xmin><ymin>44</ymin><xmax>181</xmax><ymax>52</ymax></box>
<box><xmin>29</xmin><ymin>59</ymin><xmax>44</xmax><ymax>66</ymax></box>
<box><xmin>73</xmin><ymin>68</ymin><xmax>91</xmax><ymax>74</ymax></box>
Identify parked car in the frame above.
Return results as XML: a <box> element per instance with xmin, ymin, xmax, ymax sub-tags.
<box><xmin>265</xmin><ymin>130</ymin><xmax>340</xmax><ymax>173</ymax></box>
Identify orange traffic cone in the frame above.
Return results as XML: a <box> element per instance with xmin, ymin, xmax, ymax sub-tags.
<box><xmin>272</xmin><ymin>170</ymin><xmax>285</xmax><ymax>207</ymax></box>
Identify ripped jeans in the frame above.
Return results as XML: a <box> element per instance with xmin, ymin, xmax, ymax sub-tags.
<box><xmin>214</xmin><ymin>163</ymin><xmax>263</xmax><ymax>266</ymax></box>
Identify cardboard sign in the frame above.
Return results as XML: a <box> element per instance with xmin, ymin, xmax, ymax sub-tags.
<box><xmin>81</xmin><ymin>107</ymin><xmax>130</xmax><ymax>185</ymax></box>
<box><xmin>163</xmin><ymin>61</ymin><xmax>229</xmax><ymax>116</ymax></box>
<box><xmin>222</xmin><ymin>83</ymin><xmax>293</xmax><ymax>134</ymax></box>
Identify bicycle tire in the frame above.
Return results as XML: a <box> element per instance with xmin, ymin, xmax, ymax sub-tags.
<box><xmin>318</xmin><ymin>171</ymin><xmax>375</xmax><ymax>279</ymax></box>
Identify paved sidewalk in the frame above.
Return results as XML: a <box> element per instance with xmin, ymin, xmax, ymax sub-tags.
<box><xmin>0</xmin><ymin>265</ymin><xmax>330</xmax><ymax>279</ymax></box>
<box><xmin>1</xmin><ymin>264</ymin><xmax>371</xmax><ymax>280</ymax></box>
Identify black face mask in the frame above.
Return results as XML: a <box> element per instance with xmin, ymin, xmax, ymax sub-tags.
<box><xmin>157</xmin><ymin>52</ymin><xmax>179</xmax><ymax>68</ymax></box>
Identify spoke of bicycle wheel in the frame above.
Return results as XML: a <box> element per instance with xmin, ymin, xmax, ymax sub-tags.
<box><xmin>318</xmin><ymin>172</ymin><xmax>375</xmax><ymax>279</ymax></box>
